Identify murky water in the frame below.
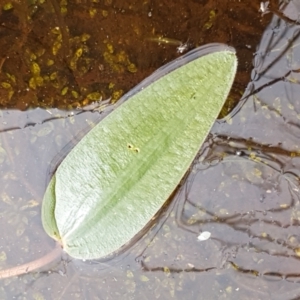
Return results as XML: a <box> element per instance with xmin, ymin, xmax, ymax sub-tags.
<box><xmin>1</xmin><ymin>0</ymin><xmax>300</xmax><ymax>299</ymax></box>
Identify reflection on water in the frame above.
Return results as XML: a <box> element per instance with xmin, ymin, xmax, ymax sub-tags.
<box><xmin>1</xmin><ymin>0</ymin><xmax>300</xmax><ymax>299</ymax></box>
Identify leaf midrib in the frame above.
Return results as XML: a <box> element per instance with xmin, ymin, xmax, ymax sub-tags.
<box><xmin>64</xmin><ymin>93</ymin><xmax>199</xmax><ymax>241</ymax></box>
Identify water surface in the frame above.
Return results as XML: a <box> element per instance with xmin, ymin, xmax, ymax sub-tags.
<box><xmin>1</xmin><ymin>0</ymin><xmax>300</xmax><ymax>299</ymax></box>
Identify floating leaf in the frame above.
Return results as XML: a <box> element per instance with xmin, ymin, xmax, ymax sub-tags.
<box><xmin>42</xmin><ymin>44</ymin><xmax>237</xmax><ymax>260</ymax></box>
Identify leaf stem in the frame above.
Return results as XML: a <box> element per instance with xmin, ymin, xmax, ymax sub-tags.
<box><xmin>0</xmin><ymin>243</ymin><xmax>62</xmax><ymax>279</ymax></box>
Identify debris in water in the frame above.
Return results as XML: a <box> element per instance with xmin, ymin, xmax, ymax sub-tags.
<box><xmin>197</xmin><ymin>231</ymin><xmax>211</xmax><ymax>241</ymax></box>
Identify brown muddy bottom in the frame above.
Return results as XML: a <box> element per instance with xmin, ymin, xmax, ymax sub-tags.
<box><xmin>0</xmin><ymin>0</ymin><xmax>270</xmax><ymax>111</ymax></box>
<box><xmin>1</xmin><ymin>0</ymin><xmax>300</xmax><ymax>299</ymax></box>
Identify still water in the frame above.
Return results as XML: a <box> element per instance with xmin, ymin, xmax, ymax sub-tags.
<box><xmin>1</xmin><ymin>0</ymin><xmax>300</xmax><ymax>299</ymax></box>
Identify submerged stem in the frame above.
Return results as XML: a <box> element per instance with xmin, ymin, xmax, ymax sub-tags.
<box><xmin>0</xmin><ymin>243</ymin><xmax>62</xmax><ymax>279</ymax></box>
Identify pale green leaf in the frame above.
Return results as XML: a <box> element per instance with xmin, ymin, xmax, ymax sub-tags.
<box><xmin>42</xmin><ymin>44</ymin><xmax>237</xmax><ymax>259</ymax></box>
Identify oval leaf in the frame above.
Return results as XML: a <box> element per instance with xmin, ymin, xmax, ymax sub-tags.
<box><xmin>42</xmin><ymin>44</ymin><xmax>237</xmax><ymax>259</ymax></box>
